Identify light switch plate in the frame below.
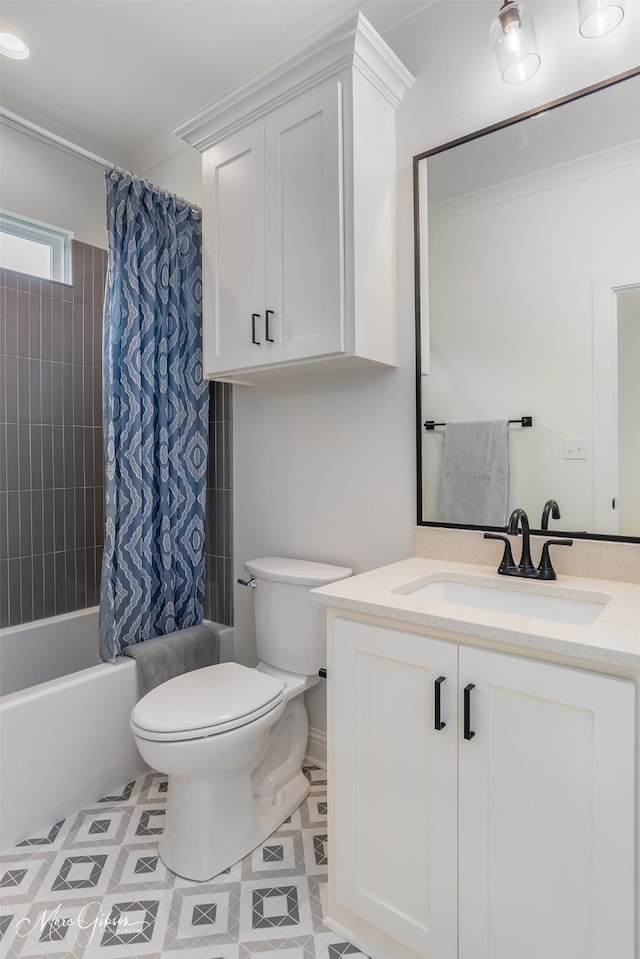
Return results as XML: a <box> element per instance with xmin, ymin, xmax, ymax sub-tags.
<box><xmin>563</xmin><ymin>437</ymin><xmax>590</xmax><ymax>460</ymax></box>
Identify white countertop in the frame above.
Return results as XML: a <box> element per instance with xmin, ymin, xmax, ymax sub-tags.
<box><xmin>311</xmin><ymin>557</ymin><xmax>640</xmax><ymax>670</ymax></box>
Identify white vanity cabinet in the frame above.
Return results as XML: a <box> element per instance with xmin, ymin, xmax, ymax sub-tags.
<box><xmin>176</xmin><ymin>13</ymin><xmax>413</xmax><ymax>382</ymax></box>
<box><xmin>328</xmin><ymin>615</ymin><xmax>636</xmax><ymax>959</ymax></box>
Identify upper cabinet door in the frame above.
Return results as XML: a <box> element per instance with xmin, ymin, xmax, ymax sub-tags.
<box><xmin>264</xmin><ymin>82</ymin><xmax>344</xmax><ymax>364</ymax></box>
<box><xmin>202</xmin><ymin>123</ymin><xmax>266</xmax><ymax>375</ymax></box>
<box><xmin>458</xmin><ymin>646</ymin><xmax>636</xmax><ymax>959</ymax></box>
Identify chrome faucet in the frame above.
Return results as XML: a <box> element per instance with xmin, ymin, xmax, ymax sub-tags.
<box><xmin>541</xmin><ymin>499</ymin><xmax>560</xmax><ymax>530</ymax></box>
<box><xmin>484</xmin><ymin>507</ymin><xmax>573</xmax><ymax>580</ymax></box>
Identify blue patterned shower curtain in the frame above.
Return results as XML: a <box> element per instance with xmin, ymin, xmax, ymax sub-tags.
<box><xmin>99</xmin><ymin>170</ymin><xmax>208</xmax><ymax>663</ymax></box>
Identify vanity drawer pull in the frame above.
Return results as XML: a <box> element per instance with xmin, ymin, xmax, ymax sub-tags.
<box><xmin>464</xmin><ymin>683</ymin><xmax>476</xmax><ymax>740</ymax></box>
<box><xmin>434</xmin><ymin>676</ymin><xmax>446</xmax><ymax>730</ymax></box>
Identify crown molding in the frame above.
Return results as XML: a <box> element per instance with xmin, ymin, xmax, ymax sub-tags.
<box><xmin>174</xmin><ymin>12</ymin><xmax>414</xmax><ymax>153</ymax></box>
<box><xmin>352</xmin><ymin>13</ymin><xmax>415</xmax><ymax>110</ymax></box>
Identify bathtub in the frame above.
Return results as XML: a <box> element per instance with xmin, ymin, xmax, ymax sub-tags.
<box><xmin>0</xmin><ymin>608</ymin><xmax>234</xmax><ymax>851</ymax></box>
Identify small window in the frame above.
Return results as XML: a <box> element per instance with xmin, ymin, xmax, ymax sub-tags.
<box><xmin>0</xmin><ymin>210</ymin><xmax>73</xmax><ymax>283</ymax></box>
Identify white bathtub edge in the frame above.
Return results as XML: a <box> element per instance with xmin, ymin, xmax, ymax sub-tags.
<box><xmin>0</xmin><ymin>617</ymin><xmax>234</xmax><ymax>852</ymax></box>
<box><xmin>0</xmin><ymin>658</ymin><xmax>147</xmax><ymax>851</ymax></box>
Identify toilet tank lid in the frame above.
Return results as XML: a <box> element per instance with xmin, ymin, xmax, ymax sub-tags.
<box><xmin>244</xmin><ymin>557</ymin><xmax>352</xmax><ymax>586</ymax></box>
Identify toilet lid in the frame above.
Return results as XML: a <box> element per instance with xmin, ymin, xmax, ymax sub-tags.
<box><xmin>131</xmin><ymin>662</ymin><xmax>284</xmax><ymax>738</ymax></box>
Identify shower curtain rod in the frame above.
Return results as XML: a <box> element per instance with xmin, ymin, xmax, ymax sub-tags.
<box><xmin>1</xmin><ymin>107</ymin><xmax>202</xmax><ymax>214</ymax></box>
<box><xmin>0</xmin><ymin>106</ymin><xmax>119</xmax><ymax>170</ymax></box>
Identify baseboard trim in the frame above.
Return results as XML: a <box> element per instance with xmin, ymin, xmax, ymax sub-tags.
<box><xmin>304</xmin><ymin>726</ymin><xmax>327</xmax><ymax>768</ymax></box>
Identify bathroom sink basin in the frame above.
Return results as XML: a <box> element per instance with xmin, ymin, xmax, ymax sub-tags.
<box><xmin>401</xmin><ymin>578</ymin><xmax>607</xmax><ymax>625</ymax></box>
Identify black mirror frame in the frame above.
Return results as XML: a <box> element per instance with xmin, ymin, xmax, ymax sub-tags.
<box><xmin>413</xmin><ymin>66</ymin><xmax>640</xmax><ymax>543</ymax></box>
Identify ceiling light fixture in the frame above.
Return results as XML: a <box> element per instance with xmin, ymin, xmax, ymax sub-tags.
<box><xmin>578</xmin><ymin>0</ymin><xmax>625</xmax><ymax>37</ymax></box>
<box><xmin>490</xmin><ymin>1</ymin><xmax>541</xmax><ymax>85</ymax></box>
<box><xmin>0</xmin><ymin>32</ymin><xmax>29</xmax><ymax>60</ymax></box>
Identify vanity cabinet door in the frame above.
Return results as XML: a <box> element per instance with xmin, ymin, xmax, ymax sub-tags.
<box><xmin>458</xmin><ymin>645</ymin><xmax>636</xmax><ymax>959</ymax></box>
<box><xmin>202</xmin><ymin>123</ymin><xmax>266</xmax><ymax>375</ymax></box>
<box><xmin>329</xmin><ymin>618</ymin><xmax>459</xmax><ymax>959</ymax></box>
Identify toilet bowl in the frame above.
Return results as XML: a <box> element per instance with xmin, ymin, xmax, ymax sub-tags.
<box><xmin>130</xmin><ymin>556</ymin><xmax>351</xmax><ymax>882</ymax></box>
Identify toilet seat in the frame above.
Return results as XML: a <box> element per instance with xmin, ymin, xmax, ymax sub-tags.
<box><xmin>131</xmin><ymin>662</ymin><xmax>285</xmax><ymax>743</ymax></box>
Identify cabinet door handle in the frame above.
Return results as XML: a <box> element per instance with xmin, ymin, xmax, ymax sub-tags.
<box><xmin>434</xmin><ymin>676</ymin><xmax>446</xmax><ymax>730</ymax></box>
<box><xmin>265</xmin><ymin>309</ymin><xmax>275</xmax><ymax>342</ymax></box>
<box><xmin>251</xmin><ymin>313</ymin><xmax>261</xmax><ymax>345</ymax></box>
<box><xmin>464</xmin><ymin>683</ymin><xmax>476</xmax><ymax>740</ymax></box>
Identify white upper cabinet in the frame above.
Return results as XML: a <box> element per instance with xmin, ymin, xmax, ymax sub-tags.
<box><xmin>177</xmin><ymin>13</ymin><xmax>414</xmax><ymax>382</ymax></box>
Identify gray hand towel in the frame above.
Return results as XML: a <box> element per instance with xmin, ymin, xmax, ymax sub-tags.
<box><xmin>123</xmin><ymin>623</ymin><xmax>220</xmax><ymax>696</ymax></box>
<box><xmin>438</xmin><ymin>420</ymin><xmax>510</xmax><ymax>526</ymax></box>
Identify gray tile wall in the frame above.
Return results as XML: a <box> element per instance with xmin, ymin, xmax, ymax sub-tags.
<box><xmin>0</xmin><ymin>241</ymin><xmax>106</xmax><ymax>627</ymax></box>
<box><xmin>205</xmin><ymin>381</ymin><xmax>233</xmax><ymax>626</ymax></box>
<box><xmin>0</xmin><ymin>243</ymin><xmax>233</xmax><ymax>631</ymax></box>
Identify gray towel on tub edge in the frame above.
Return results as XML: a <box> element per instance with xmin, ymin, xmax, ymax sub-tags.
<box><xmin>123</xmin><ymin>624</ymin><xmax>220</xmax><ymax>696</ymax></box>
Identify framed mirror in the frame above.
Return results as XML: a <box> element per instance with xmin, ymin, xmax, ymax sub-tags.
<box><xmin>414</xmin><ymin>68</ymin><xmax>640</xmax><ymax>542</ymax></box>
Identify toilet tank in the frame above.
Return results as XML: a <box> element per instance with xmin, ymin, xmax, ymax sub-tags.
<box><xmin>244</xmin><ymin>557</ymin><xmax>352</xmax><ymax>676</ymax></box>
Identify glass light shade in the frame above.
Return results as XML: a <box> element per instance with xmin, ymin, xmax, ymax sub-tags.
<box><xmin>0</xmin><ymin>33</ymin><xmax>29</xmax><ymax>59</ymax></box>
<box><xmin>490</xmin><ymin>1</ymin><xmax>541</xmax><ymax>85</ymax></box>
<box><xmin>578</xmin><ymin>0</ymin><xmax>625</xmax><ymax>37</ymax></box>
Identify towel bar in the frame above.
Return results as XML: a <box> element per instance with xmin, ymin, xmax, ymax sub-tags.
<box><xmin>424</xmin><ymin>416</ymin><xmax>533</xmax><ymax>431</ymax></box>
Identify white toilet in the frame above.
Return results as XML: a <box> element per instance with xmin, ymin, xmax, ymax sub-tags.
<box><xmin>130</xmin><ymin>556</ymin><xmax>351</xmax><ymax>882</ymax></box>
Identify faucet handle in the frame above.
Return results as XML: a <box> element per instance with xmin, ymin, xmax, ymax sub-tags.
<box><xmin>484</xmin><ymin>532</ymin><xmax>517</xmax><ymax>575</ymax></box>
<box><xmin>537</xmin><ymin>539</ymin><xmax>573</xmax><ymax>580</ymax></box>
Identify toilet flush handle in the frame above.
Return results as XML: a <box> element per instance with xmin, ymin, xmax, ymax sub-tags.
<box><xmin>237</xmin><ymin>577</ymin><xmax>257</xmax><ymax>588</ymax></box>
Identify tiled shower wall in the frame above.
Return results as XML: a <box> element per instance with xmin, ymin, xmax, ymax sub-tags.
<box><xmin>0</xmin><ymin>242</ymin><xmax>233</xmax><ymax>630</ymax></box>
<box><xmin>0</xmin><ymin>241</ymin><xmax>106</xmax><ymax>628</ymax></box>
<box><xmin>205</xmin><ymin>380</ymin><xmax>233</xmax><ymax>626</ymax></box>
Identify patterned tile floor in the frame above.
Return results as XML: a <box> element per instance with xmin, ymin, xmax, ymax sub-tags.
<box><xmin>0</xmin><ymin>767</ymin><xmax>369</xmax><ymax>959</ymax></box>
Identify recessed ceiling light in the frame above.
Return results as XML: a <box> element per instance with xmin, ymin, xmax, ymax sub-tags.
<box><xmin>0</xmin><ymin>33</ymin><xmax>30</xmax><ymax>60</ymax></box>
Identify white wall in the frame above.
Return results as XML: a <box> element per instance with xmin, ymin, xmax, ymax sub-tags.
<box><xmin>0</xmin><ymin>125</ymin><xmax>108</xmax><ymax>249</ymax></box>
<box><xmin>390</xmin><ymin>1</ymin><xmax>640</xmax><ymax>552</ymax></box>
<box><xmin>132</xmin><ymin>133</ymin><xmax>203</xmax><ymax>209</ymax></box>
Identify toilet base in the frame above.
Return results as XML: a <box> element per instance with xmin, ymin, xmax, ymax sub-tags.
<box><xmin>155</xmin><ymin>697</ymin><xmax>312</xmax><ymax>882</ymax></box>
<box><xmin>159</xmin><ymin>768</ymin><xmax>309</xmax><ymax>881</ymax></box>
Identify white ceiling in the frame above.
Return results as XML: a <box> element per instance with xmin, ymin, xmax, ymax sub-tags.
<box><xmin>0</xmin><ymin>0</ymin><xmax>430</xmax><ymax>164</ymax></box>
<box><xmin>2</xmin><ymin>0</ymin><xmax>639</xmax><ymax>173</ymax></box>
